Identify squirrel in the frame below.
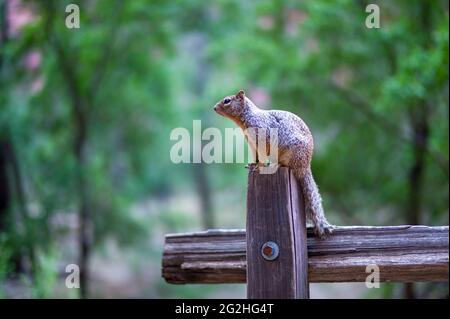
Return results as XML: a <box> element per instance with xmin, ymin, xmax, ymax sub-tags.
<box><xmin>214</xmin><ymin>89</ymin><xmax>334</xmax><ymax>238</ymax></box>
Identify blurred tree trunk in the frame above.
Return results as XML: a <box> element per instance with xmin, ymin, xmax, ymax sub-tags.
<box><xmin>194</xmin><ymin>162</ymin><xmax>214</xmax><ymax>229</ymax></box>
<box><xmin>69</xmin><ymin>79</ymin><xmax>90</xmax><ymax>299</ymax></box>
<box><xmin>0</xmin><ymin>0</ymin><xmax>9</xmax><ymax>234</ymax></box>
<box><xmin>74</xmin><ymin>105</ymin><xmax>90</xmax><ymax>300</ymax></box>
<box><xmin>44</xmin><ymin>0</ymin><xmax>123</xmax><ymax>297</ymax></box>
<box><xmin>1</xmin><ymin>0</ymin><xmax>34</xmax><ymax>274</ymax></box>
<box><xmin>48</xmin><ymin>19</ymin><xmax>91</xmax><ymax>299</ymax></box>
<box><xmin>0</xmin><ymin>138</ymin><xmax>36</xmax><ymax>273</ymax></box>
<box><xmin>0</xmin><ymin>140</ymin><xmax>10</xmax><ymax>233</ymax></box>
<box><xmin>404</xmin><ymin>101</ymin><xmax>430</xmax><ymax>299</ymax></box>
<box><xmin>57</xmin><ymin>48</ymin><xmax>91</xmax><ymax>299</ymax></box>
<box><xmin>190</xmin><ymin>30</ymin><xmax>214</xmax><ymax>229</ymax></box>
<box><xmin>8</xmin><ymin>139</ymin><xmax>36</xmax><ymax>273</ymax></box>
<box><xmin>404</xmin><ymin>0</ymin><xmax>432</xmax><ymax>299</ymax></box>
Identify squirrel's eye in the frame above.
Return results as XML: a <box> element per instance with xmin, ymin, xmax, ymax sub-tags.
<box><xmin>223</xmin><ymin>98</ymin><xmax>231</xmax><ymax>105</ymax></box>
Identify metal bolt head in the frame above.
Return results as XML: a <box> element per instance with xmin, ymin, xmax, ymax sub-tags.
<box><xmin>261</xmin><ymin>241</ymin><xmax>279</xmax><ymax>261</ymax></box>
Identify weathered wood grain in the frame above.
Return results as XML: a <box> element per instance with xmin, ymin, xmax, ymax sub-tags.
<box><xmin>162</xmin><ymin>225</ymin><xmax>449</xmax><ymax>283</ymax></box>
<box><xmin>246</xmin><ymin>166</ymin><xmax>309</xmax><ymax>298</ymax></box>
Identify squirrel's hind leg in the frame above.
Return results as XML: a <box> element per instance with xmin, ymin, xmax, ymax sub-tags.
<box><xmin>246</xmin><ymin>161</ymin><xmax>279</xmax><ymax>174</ymax></box>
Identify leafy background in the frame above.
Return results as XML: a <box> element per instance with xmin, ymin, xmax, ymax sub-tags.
<box><xmin>0</xmin><ymin>0</ymin><xmax>448</xmax><ymax>298</ymax></box>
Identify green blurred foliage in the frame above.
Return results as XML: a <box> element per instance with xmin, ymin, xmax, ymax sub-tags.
<box><xmin>0</xmin><ymin>0</ymin><xmax>448</xmax><ymax>298</ymax></box>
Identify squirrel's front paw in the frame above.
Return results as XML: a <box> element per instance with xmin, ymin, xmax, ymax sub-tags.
<box><xmin>314</xmin><ymin>222</ymin><xmax>334</xmax><ymax>239</ymax></box>
<box><xmin>245</xmin><ymin>163</ymin><xmax>259</xmax><ymax>172</ymax></box>
<box><xmin>246</xmin><ymin>162</ymin><xmax>266</xmax><ymax>173</ymax></box>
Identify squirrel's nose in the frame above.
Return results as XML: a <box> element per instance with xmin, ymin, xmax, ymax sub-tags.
<box><xmin>214</xmin><ymin>106</ymin><xmax>218</xmax><ymax>112</ymax></box>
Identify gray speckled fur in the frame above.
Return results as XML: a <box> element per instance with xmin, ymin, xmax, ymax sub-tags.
<box><xmin>214</xmin><ymin>90</ymin><xmax>334</xmax><ymax>238</ymax></box>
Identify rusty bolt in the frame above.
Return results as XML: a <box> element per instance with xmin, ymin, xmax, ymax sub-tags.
<box><xmin>261</xmin><ymin>241</ymin><xmax>279</xmax><ymax>261</ymax></box>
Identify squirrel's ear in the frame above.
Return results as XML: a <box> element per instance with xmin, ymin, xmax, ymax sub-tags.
<box><xmin>236</xmin><ymin>89</ymin><xmax>245</xmax><ymax>100</ymax></box>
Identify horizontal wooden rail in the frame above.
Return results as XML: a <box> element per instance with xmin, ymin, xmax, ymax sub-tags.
<box><xmin>162</xmin><ymin>225</ymin><xmax>449</xmax><ymax>284</ymax></box>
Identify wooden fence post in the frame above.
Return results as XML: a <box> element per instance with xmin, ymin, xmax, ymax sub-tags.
<box><xmin>246</xmin><ymin>166</ymin><xmax>309</xmax><ymax>299</ymax></box>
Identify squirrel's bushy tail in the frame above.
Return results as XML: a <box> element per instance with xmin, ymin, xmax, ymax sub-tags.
<box><xmin>295</xmin><ymin>168</ymin><xmax>333</xmax><ymax>237</ymax></box>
